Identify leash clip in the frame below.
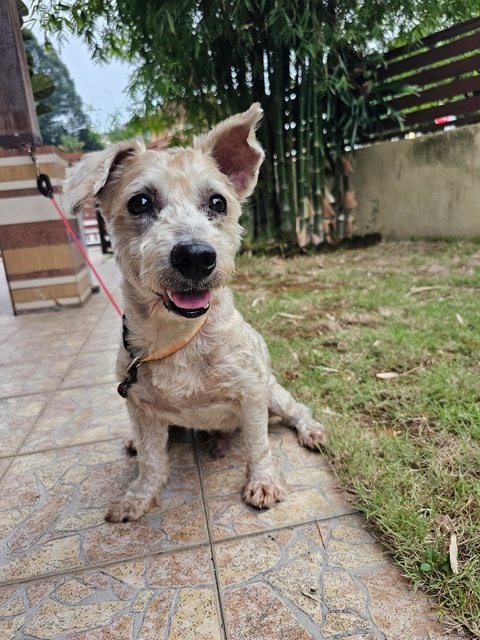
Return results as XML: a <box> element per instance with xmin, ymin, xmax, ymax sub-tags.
<box><xmin>127</xmin><ymin>355</ymin><xmax>142</xmax><ymax>372</ymax></box>
<box><xmin>118</xmin><ymin>356</ymin><xmax>143</xmax><ymax>398</ymax></box>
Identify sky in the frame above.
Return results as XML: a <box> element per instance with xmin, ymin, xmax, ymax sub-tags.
<box><xmin>30</xmin><ymin>18</ymin><xmax>133</xmax><ymax>132</ymax></box>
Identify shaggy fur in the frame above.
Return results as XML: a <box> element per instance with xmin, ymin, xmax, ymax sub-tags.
<box><xmin>63</xmin><ymin>104</ymin><xmax>327</xmax><ymax>522</ymax></box>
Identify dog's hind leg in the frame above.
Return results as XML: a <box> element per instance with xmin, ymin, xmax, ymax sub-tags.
<box><xmin>208</xmin><ymin>431</ymin><xmax>231</xmax><ymax>459</ymax></box>
<box><xmin>268</xmin><ymin>376</ymin><xmax>327</xmax><ymax>448</ymax></box>
<box><xmin>106</xmin><ymin>402</ymin><xmax>170</xmax><ymax>522</ymax></box>
<box><xmin>123</xmin><ymin>436</ymin><xmax>137</xmax><ymax>456</ymax></box>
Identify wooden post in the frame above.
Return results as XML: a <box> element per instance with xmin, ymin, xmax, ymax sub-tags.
<box><xmin>0</xmin><ymin>0</ymin><xmax>91</xmax><ymax>314</ymax></box>
<box><xmin>0</xmin><ymin>0</ymin><xmax>42</xmax><ymax>148</ymax></box>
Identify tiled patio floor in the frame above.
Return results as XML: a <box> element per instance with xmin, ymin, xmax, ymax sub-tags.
<box><xmin>0</xmin><ymin>250</ymin><xmax>460</xmax><ymax>639</ymax></box>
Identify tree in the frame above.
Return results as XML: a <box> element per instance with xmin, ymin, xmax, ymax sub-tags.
<box><xmin>78</xmin><ymin>126</ymin><xmax>104</xmax><ymax>150</ymax></box>
<box><xmin>30</xmin><ymin>0</ymin><xmax>480</xmax><ymax>245</ymax></box>
<box><xmin>24</xmin><ymin>32</ymin><xmax>89</xmax><ymax>145</ymax></box>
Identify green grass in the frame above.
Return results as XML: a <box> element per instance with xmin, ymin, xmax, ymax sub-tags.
<box><xmin>234</xmin><ymin>240</ymin><xmax>480</xmax><ymax>637</ymax></box>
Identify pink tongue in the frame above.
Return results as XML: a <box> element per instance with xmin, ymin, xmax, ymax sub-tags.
<box><xmin>170</xmin><ymin>290</ymin><xmax>211</xmax><ymax>310</ymax></box>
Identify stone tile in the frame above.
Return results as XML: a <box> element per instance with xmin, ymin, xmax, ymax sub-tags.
<box><xmin>359</xmin><ymin>565</ymin><xmax>465</xmax><ymax>640</ymax></box>
<box><xmin>0</xmin><ymin>393</ymin><xmax>49</xmax><ymax>457</ymax></box>
<box><xmin>201</xmin><ymin>424</ymin><xmax>351</xmax><ymax>539</ymax></box>
<box><xmin>322</xmin><ymin>612</ymin><xmax>371</xmax><ymax>637</ymax></box>
<box><xmin>267</xmin><ymin>553</ymin><xmax>324</xmax><ymax>624</ymax></box>
<box><xmin>9</xmin><ymin>311</ymin><xmax>99</xmax><ymax>342</ymax></box>
<box><xmin>0</xmin><ymin>356</ymin><xmax>77</xmax><ymax>398</ymax></box>
<box><xmin>0</xmin><ymin>547</ymin><xmax>222</xmax><ymax>639</ymax></box>
<box><xmin>325</xmin><ymin>536</ymin><xmax>386</xmax><ymax>570</ymax></box>
<box><xmin>217</xmin><ymin>525</ymin><xmax>324</xmax><ymax>637</ymax></box>
<box><xmin>169</xmin><ymin>588</ymin><xmax>222</xmax><ymax>639</ymax></box>
<box><xmin>322</xmin><ymin>571</ymin><xmax>366</xmax><ymax>612</ymax></box>
<box><xmin>215</xmin><ymin>534</ymin><xmax>281</xmax><ymax>585</ymax></box>
<box><xmin>0</xmin><ymin>322</ymin><xmax>22</xmax><ymax>346</ymax></box>
<box><xmin>0</xmin><ymin>439</ymin><xmax>207</xmax><ymax>582</ymax></box>
<box><xmin>60</xmin><ymin>349</ymin><xmax>119</xmax><ymax>389</ymax></box>
<box><xmin>21</xmin><ymin>384</ymin><xmax>129</xmax><ymax>452</ymax></box>
<box><xmin>81</xmin><ymin>320</ymin><xmax>123</xmax><ymax>354</ymax></box>
<box><xmin>223</xmin><ymin>583</ymin><xmax>314</xmax><ymax>640</ymax></box>
<box><xmin>315</xmin><ymin>515</ymin><xmax>387</xmax><ymax>572</ymax></box>
<box><xmin>0</xmin><ymin>330</ymin><xmax>90</xmax><ymax>365</ymax></box>
<box><xmin>216</xmin><ymin>518</ymin><xmax>403</xmax><ymax>638</ymax></box>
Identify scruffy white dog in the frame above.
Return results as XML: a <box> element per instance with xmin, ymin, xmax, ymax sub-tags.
<box><xmin>64</xmin><ymin>104</ymin><xmax>327</xmax><ymax>522</ymax></box>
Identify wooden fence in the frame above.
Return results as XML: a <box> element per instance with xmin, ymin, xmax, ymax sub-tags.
<box><xmin>371</xmin><ymin>17</ymin><xmax>480</xmax><ymax>140</ymax></box>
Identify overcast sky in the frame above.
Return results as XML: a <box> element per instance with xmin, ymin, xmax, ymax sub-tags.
<box><xmin>30</xmin><ymin>19</ymin><xmax>133</xmax><ymax>132</ymax></box>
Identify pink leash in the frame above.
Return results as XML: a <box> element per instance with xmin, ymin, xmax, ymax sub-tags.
<box><xmin>36</xmin><ymin>171</ymin><xmax>122</xmax><ymax>317</ymax></box>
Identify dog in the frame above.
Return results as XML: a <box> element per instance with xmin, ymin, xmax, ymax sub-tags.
<box><xmin>63</xmin><ymin>104</ymin><xmax>327</xmax><ymax>522</ymax></box>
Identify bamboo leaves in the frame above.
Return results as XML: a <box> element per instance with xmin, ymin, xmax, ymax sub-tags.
<box><xmin>32</xmin><ymin>0</ymin><xmax>426</xmax><ymax>245</ymax></box>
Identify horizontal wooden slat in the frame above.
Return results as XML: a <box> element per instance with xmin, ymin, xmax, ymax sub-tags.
<box><xmin>380</xmin><ymin>31</ymin><xmax>480</xmax><ymax>79</ymax></box>
<box><xmin>365</xmin><ymin>110</ymin><xmax>480</xmax><ymax>141</ymax></box>
<box><xmin>388</xmin><ymin>52</ymin><xmax>480</xmax><ymax>89</ymax></box>
<box><xmin>385</xmin><ymin>17</ymin><xmax>480</xmax><ymax>61</ymax></box>
<box><xmin>377</xmin><ymin>95</ymin><xmax>480</xmax><ymax>133</ymax></box>
<box><xmin>389</xmin><ymin>75</ymin><xmax>480</xmax><ymax>111</ymax></box>
<box><xmin>403</xmin><ymin>94</ymin><xmax>480</xmax><ymax>126</ymax></box>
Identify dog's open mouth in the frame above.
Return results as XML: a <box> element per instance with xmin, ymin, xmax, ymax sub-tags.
<box><xmin>162</xmin><ymin>290</ymin><xmax>211</xmax><ymax>318</ymax></box>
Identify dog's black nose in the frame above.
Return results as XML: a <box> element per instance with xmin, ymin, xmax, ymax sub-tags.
<box><xmin>171</xmin><ymin>243</ymin><xmax>217</xmax><ymax>280</ymax></box>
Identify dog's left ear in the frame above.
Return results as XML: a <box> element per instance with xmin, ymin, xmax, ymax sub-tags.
<box><xmin>62</xmin><ymin>139</ymin><xmax>145</xmax><ymax>216</ymax></box>
<box><xmin>195</xmin><ymin>103</ymin><xmax>265</xmax><ymax>200</ymax></box>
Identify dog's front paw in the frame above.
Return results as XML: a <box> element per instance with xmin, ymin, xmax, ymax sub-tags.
<box><xmin>297</xmin><ymin>420</ymin><xmax>328</xmax><ymax>449</ymax></box>
<box><xmin>105</xmin><ymin>495</ymin><xmax>156</xmax><ymax>522</ymax></box>
<box><xmin>243</xmin><ymin>477</ymin><xmax>287</xmax><ymax>509</ymax></box>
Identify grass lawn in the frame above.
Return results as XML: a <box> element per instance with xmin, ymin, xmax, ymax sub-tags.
<box><xmin>234</xmin><ymin>240</ymin><xmax>480</xmax><ymax>637</ymax></box>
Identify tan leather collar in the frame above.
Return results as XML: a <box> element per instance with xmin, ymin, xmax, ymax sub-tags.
<box><xmin>138</xmin><ymin>311</ymin><xmax>209</xmax><ymax>365</ymax></box>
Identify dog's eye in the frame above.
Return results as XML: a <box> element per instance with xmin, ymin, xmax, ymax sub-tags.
<box><xmin>208</xmin><ymin>194</ymin><xmax>227</xmax><ymax>215</ymax></box>
<box><xmin>128</xmin><ymin>194</ymin><xmax>153</xmax><ymax>216</ymax></box>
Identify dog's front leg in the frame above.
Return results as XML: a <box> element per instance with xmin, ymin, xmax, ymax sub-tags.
<box><xmin>105</xmin><ymin>402</ymin><xmax>169</xmax><ymax>522</ymax></box>
<box><xmin>241</xmin><ymin>400</ymin><xmax>287</xmax><ymax>509</ymax></box>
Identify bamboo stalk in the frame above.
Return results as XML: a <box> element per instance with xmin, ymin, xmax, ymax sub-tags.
<box><xmin>312</xmin><ymin>66</ymin><xmax>326</xmax><ymax>237</ymax></box>
<box><xmin>285</xmin><ymin>49</ymin><xmax>297</xmax><ymax>225</ymax></box>
<box><xmin>296</xmin><ymin>61</ymin><xmax>307</xmax><ymax>236</ymax></box>
<box><xmin>272</xmin><ymin>46</ymin><xmax>293</xmax><ymax>238</ymax></box>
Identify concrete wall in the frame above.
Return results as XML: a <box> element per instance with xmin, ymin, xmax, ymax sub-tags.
<box><xmin>351</xmin><ymin>123</ymin><xmax>480</xmax><ymax>239</ymax></box>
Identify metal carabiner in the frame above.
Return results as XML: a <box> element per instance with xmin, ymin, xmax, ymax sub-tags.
<box><xmin>36</xmin><ymin>173</ymin><xmax>54</xmax><ymax>198</ymax></box>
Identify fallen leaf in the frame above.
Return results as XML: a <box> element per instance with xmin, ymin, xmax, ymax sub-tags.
<box><xmin>283</xmin><ymin>371</ymin><xmax>299</xmax><ymax>381</ymax></box>
<box><xmin>375</xmin><ymin>365</ymin><xmax>422</xmax><ymax>380</ymax></box>
<box><xmin>273</xmin><ymin>312</ymin><xmax>305</xmax><ymax>321</ymax></box>
<box><xmin>376</xmin><ymin>371</ymin><xmax>400</xmax><ymax>379</ymax></box>
<box><xmin>378</xmin><ymin>307</ymin><xmax>393</xmax><ymax>318</ymax></box>
<box><xmin>312</xmin><ymin>365</ymin><xmax>343</xmax><ymax>374</ymax></box>
<box><xmin>301</xmin><ymin>588</ymin><xmax>321</xmax><ymax>602</ymax></box>
<box><xmin>251</xmin><ymin>296</ymin><xmax>265</xmax><ymax>308</ymax></box>
<box><xmin>436</xmin><ymin>514</ymin><xmax>454</xmax><ymax>532</ymax></box>
<box><xmin>343</xmin><ymin>312</ymin><xmax>378</xmax><ymax>326</ymax></box>
<box><xmin>449</xmin><ymin>533</ymin><xmax>459</xmax><ymax>574</ymax></box>
<box><xmin>408</xmin><ymin>285</ymin><xmax>445</xmax><ymax>295</ymax></box>
<box><xmin>321</xmin><ymin>340</ymin><xmax>348</xmax><ymax>352</ymax></box>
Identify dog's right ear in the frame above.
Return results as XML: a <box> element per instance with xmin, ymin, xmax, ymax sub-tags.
<box><xmin>62</xmin><ymin>139</ymin><xmax>145</xmax><ymax>215</ymax></box>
